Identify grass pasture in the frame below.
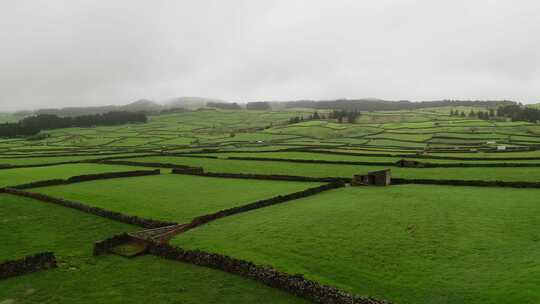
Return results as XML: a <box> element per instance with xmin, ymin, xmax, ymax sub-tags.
<box><xmin>172</xmin><ymin>185</ymin><xmax>540</xmax><ymax>304</ymax></box>
<box><xmin>0</xmin><ymin>195</ymin><xmax>305</xmax><ymax>304</ymax></box>
<box><xmin>2</xmin><ymin>107</ymin><xmax>540</xmax><ymax>303</ymax></box>
<box><xmin>33</xmin><ymin>173</ymin><xmax>322</xmax><ymax>223</ymax></box>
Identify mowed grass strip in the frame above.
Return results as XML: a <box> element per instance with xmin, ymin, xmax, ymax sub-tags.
<box><xmin>0</xmin><ymin>194</ymin><xmax>135</xmax><ymax>262</ymax></box>
<box><xmin>172</xmin><ymin>185</ymin><xmax>540</xmax><ymax>304</ymax></box>
<box><xmin>120</xmin><ymin>156</ymin><xmax>540</xmax><ymax>182</ymax></box>
<box><xmin>0</xmin><ymin>163</ymin><xmax>156</xmax><ymax>188</ymax></box>
<box><xmin>34</xmin><ymin>174</ymin><xmax>322</xmax><ymax>223</ymax></box>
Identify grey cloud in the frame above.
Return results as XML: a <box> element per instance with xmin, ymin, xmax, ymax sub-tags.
<box><xmin>0</xmin><ymin>0</ymin><xmax>539</xmax><ymax>111</ymax></box>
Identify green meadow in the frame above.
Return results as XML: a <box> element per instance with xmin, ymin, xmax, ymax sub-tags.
<box><xmin>172</xmin><ymin>185</ymin><xmax>540</xmax><ymax>304</ymax></box>
<box><xmin>0</xmin><ymin>195</ymin><xmax>304</xmax><ymax>304</ymax></box>
<box><xmin>33</xmin><ymin>173</ymin><xmax>321</xmax><ymax>223</ymax></box>
<box><xmin>2</xmin><ymin>106</ymin><xmax>540</xmax><ymax>303</ymax></box>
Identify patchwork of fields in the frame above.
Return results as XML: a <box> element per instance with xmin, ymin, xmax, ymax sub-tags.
<box><xmin>2</xmin><ymin>107</ymin><xmax>540</xmax><ymax>303</ymax></box>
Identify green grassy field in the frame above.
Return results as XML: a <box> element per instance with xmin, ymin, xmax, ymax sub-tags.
<box><xmin>33</xmin><ymin>174</ymin><xmax>321</xmax><ymax>223</ymax></box>
<box><xmin>2</xmin><ymin>107</ymin><xmax>540</xmax><ymax>303</ymax></box>
<box><xmin>0</xmin><ymin>194</ymin><xmax>305</xmax><ymax>304</ymax></box>
<box><xmin>172</xmin><ymin>185</ymin><xmax>540</xmax><ymax>304</ymax></box>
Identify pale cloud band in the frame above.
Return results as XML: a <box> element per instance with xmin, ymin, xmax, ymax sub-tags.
<box><xmin>0</xmin><ymin>0</ymin><xmax>538</xmax><ymax>111</ymax></box>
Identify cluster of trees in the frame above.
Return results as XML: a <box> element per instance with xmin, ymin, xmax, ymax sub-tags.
<box><xmin>450</xmin><ymin>105</ymin><xmax>540</xmax><ymax>123</ymax></box>
<box><xmin>450</xmin><ymin>109</ymin><xmax>496</xmax><ymax>119</ymax></box>
<box><xmin>0</xmin><ymin>111</ymin><xmax>147</xmax><ymax>138</ymax></box>
<box><xmin>496</xmin><ymin>104</ymin><xmax>540</xmax><ymax>123</ymax></box>
<box><xmin>449</xmin><ymin>110</ymin><xmax>467</xmax><ymax>117</ymax></box>
<box><xmin>0</xmin><ymin>123</ymin><xmax>40</xmax><ymax>138</ymax></box>
<box><xmin>288</xmin><ymin>111</ymin><xmax>326</xmax><ymax>124</ymax></box>
<box><xmin>246</xmin><ymin>102</ymin><xmax>271</xmax><ymax>110</ymax></box>
<box><xmin>288</xmin><ymin>110</ymin><xmax>361</xmax><ymax>124</ymax></box>
<box><xmin>284</xmin><ymin>99</ymin><xmax>514</xmax><ymax>111</ymax></box>
<box><xmin>328</xmin><ymin>109</ymin><xmax>361</xmax><ymax>123</ymax></box>
<box><xmin>158</xmin><ymin>107</ymin><xmax>189</xmax><ymax>115</ymax></box>
<box><xmin>207</xmin><ymin>102</ymin><xmax>242</xmax><ymax>110</ymax></box>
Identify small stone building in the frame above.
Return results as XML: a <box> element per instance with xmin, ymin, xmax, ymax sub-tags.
<box><xmin>352</xmin><ymin>169</ymin><xmax>391</xmax><ymax>186</ymax></box>
<box><xmin>395</xmin><ymin>159</ymin><xmax>424</xmax><ymax>168</ymax></box>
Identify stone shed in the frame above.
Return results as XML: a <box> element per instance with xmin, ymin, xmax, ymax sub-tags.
<box><xmin>352</xmin><ymin>169</ymin><xmax>391</xmax><ymax>186</ymax></box>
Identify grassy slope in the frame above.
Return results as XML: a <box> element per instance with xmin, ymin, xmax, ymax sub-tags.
<box><xmin>34</xmin><ymin>174</ymin><xmax>321</xmax><ymax>223</ymax></box>
<box><xmin>173</xmin><ymin>185</ymin><xmax>540</xmax><ymax>304</ymax></box>
<box><xmin>0</xmin><ymin>194</ymin><xmax>305</xmax><ymax>304</ymax></box>
<box><xmin>0</xmin><ymin>163</ymin><xmax>153</xmax><ymax>188</ymax></box>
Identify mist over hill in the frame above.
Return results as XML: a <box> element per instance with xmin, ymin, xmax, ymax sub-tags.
<box><xmin>28</xmin><ymin>97</ymin><xmax>224</xmax><ymax>117</ymax></box>
<box><xmin>12</xmin><ymin>97</ymin><xmax>519</xmax><ymax>117</ymax></box>
<box><xmin>281</xmin><ymin>99</ymin><xmax>516</xmax><ymax>111</ymax></box>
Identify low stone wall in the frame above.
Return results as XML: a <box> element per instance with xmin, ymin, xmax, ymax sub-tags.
<box><xmin>9</xmin><ymin>169</ymin><xmax>161</xmax><ymax>190</ymax></box>
<box><xmin>0</xmin><ymin>252</ymin><xmax>57</xmax><ymax>280</ymax></box>
<box><xmin>11</xmin><ymin>179</ymin><xmax>67</xmax><ymax>190</ymax></box>
<box><xmin>227</xmin><ymin>156</ymin><xmax>395</xmax><ymax>167</ymax></box>
<box><xmin>93</xmin><ymin>233</ymin><xmax>134</xmax><ymax>256</ymax></box>
<box><xmin>3</xmin><ymin>188</ymin><xmax>177</xmax><ymax>228</ymax></box>
<box><xmin>392</xmin><ymin>178</ymin><xmax>540</xmax><ymax>188</ymax></box>
<box><xmin>422</xmin><ymin>162</ymin><xmax>540</xmax><ymax>168</ymax></box>
<box><xmin>227</xmin><ymin>155</ymin><xmax>540</xmax><ymax>169</ymax></box>
<box><xmin>307</xmin><ymin>149</ymin><xmax>540</xmax><ymax>161</ymax></box>
<box><xmin>147</xmin><ymin>243</ymin><xmax>388</xmax><ymax>304</ymax></box>
<box><xmin>173</xmin><ymin>167</ymin><xmax>205</xmax><ymax>174</ymax></box>
<box><xmin>66</xmin><ymin>169</ymin><xmax>160</xmax><ymax>183</ymax></box>
<box><xmin>180</xmin><ymin>181</ymin><xmax>345</xmax><ymax>232</ymax></box>
<box><xmin>96</xmin><ymin>160</ymin><xmax>193</xmax><ymax>169</ymax></box>
<box><xmin>172</xmin><ymin>168</ymin><xmax>348</xmax><ymax>183</ymax></box>
<box><xmin>0</xmin><ymin>161</ymin><xmax>83</xmax><ymax>171</ymax></box>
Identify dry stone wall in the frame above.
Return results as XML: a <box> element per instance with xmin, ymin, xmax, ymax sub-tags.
<box><xmin>0</xmin><ymin>252</ymin><xmax>57</xmax><ymax>280</ymax></box>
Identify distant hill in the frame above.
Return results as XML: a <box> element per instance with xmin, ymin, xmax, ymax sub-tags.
<box><xmin>122</xmin><ymin>99</ymin><xmax>162</xmax><ymax>112</ymax></box>
<box><xmin>34</xmin><ymin>99</ymin><xmax>164</xmax><ymax>117</ymax></box>
<box><xmin>282</xmin><ymin>99</ymin><xmax>516</xmax><ymax>111</ymax></box>
<box><xmin>30</xmin><ymin>97</ymin><xmax>229</xmax><ymax>117</ymax></box>
<box><xmin>163</xmin><ymin>96</ymin><xmax>226</xmax><ymax>108</ymax></box>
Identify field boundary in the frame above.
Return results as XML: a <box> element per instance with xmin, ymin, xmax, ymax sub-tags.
<box><xmin>308</xmin><ymin>148</ymin><xmax>540</xmax><ymax>161</ymax></box>
<box><xmin>147</xmin><ymin>243</ymin><xmax>388</xmax><ymax>304</ymax></box>
<box><xmin>205</xmin><ymin>156</ymin><xmax>540</xmax><ymax>168</ymax></box>
<box><xmin>8</xmin><ymin>169</ymin><xmax>161</xmax><ymax>190</ymax></box>
<box><xmin>114</xmin><ymin>153</ymin><xmax>540</xmax><ymax>168</ymax></box>
<box><xmin>172</xmin><ymin>167</ymin><xmax>347</xmax><ymax>183</ymax></box>
<box><xmin>1</xmin><ymin>188</ymin><xmax>176</xmax><ymax>228</ymax></box>
<box><xmin>392</xmin><ymin>178</ymin><xmax>540</xmax><ymax>188</ymax></box>
<box><xmin>0</xmin><ymin>252</ymin><xmax>57</xmax><ymax>280</ymax></box>
<box><xmin>92</xmin><ymin>234</ymin><xmax>388</xmax><ymax>304</ymax></box>
<box><xmin>94</xmin><ymin>159</ymin><xmax>195</xmax><ymax>169</ymax></box>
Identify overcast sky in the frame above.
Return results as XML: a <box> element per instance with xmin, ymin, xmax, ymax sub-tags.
<box><xmin>0</xmin><ymin>0</ymin><xmax>539</xmax><ymax>111</ymax></box>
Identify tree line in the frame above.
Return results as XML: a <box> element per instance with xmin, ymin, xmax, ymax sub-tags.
<box><xmin>289</xmin><ymin>110</ymin><xmax>361</xmax><ymax>124</ymax></box>
<box><xmin>207</xmin><ymin>102</ymin><xmax>242</xmax><ymax>110</ymax></box>
<box><xmin>495</xmin><ymin>104</ymin><xmax>540</xmax><ymax>123</ymax></box>
<box><xmin>450</xmin><ymin>105</ymin><xmax>540</xmax><ymax>123</ymax></box>
<box><xmin>0</xmin><ymin>111</ymin><xmax>147</xmax><ymax>138</ymax></box>
<box><xmin>284</xmin><ymin>99</ymin><xmax>514</xmax><ymax>111</ymax></box>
